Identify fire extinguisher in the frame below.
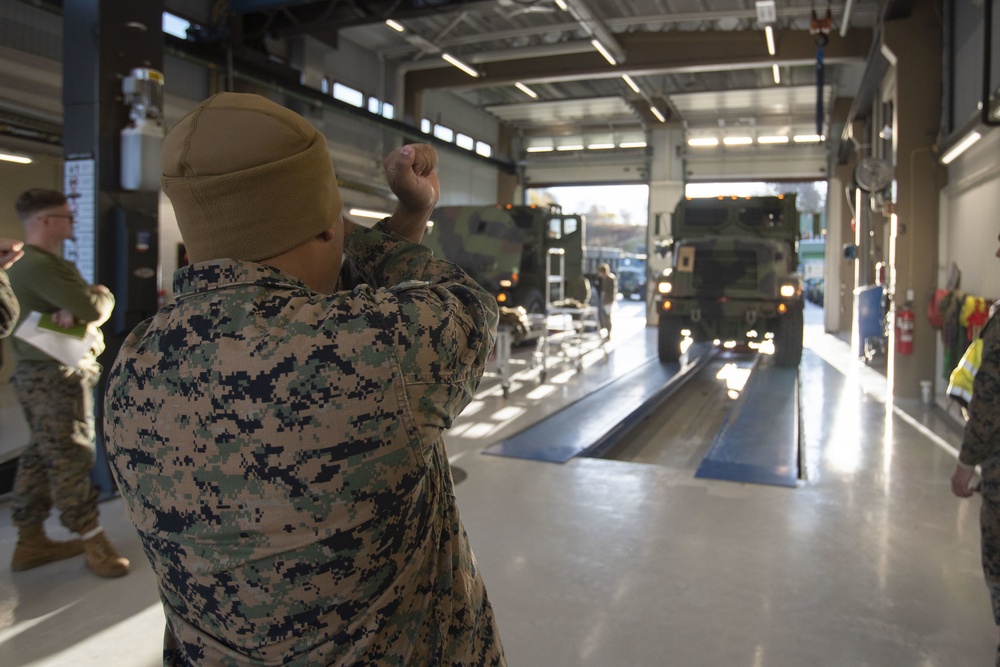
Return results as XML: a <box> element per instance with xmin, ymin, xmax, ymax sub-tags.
<box><xmin>896</xmin><ymin>305</ymin><xmax>915</xmax><ymax>355</ymax></box>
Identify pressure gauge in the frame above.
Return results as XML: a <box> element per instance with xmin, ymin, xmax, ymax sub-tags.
<box><xmin>854</xmin><ymin>157</ymin><xmax>893</xmax><ymax>192</ymax></box>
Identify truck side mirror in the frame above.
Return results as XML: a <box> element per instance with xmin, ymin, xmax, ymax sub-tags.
<box><xmin>842</xmin><ymin>243</ymin><xmax>857</xmax><ymax>260</ymax></box>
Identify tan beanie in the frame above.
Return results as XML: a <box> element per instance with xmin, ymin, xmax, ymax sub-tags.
<box><xmin>161</xmin><ymin>92</ymin><xmax>342</xmax><ymax>263</ymax></box>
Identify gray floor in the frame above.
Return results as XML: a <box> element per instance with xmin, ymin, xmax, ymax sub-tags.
<box><xmin>0</xmin><ymin>301</ymin><xmax>995</xmax><ymax>666</ymax></box>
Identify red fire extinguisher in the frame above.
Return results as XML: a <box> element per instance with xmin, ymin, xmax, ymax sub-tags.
<box><xmin>896</xmin><ymin>305</ymin><xmax>915</xmax><ymax>355</ymax></box>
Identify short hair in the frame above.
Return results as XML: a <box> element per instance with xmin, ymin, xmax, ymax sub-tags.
<box><xmin>15</xmin><ymin>189</ymin><xmax>67</xmax><ymax>221</ymax></box>
<box><xmin>599</xmin><ymin>263</ymin><xmax>610</xmax><ymax>273</ymax></box>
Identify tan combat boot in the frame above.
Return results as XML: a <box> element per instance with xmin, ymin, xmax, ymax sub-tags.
<box><xmin>82</xmin><ymin>529</ymin><xmax>130</xmax><ymax>578</ymax></box>
<box><xmin>11</xmin><ymin>525</ymin><xmax>85</xmax><ymax>572</ymax></box>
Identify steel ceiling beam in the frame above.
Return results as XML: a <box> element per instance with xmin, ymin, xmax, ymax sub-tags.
<box><xmin>405</xmin><ymin>29</ymin><xmax>873</xmax><ymax>92</ymax></box>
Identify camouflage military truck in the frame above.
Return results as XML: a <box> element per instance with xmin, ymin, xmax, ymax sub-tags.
<box><xmin>422</xmin><ymin>204</ymin><xmax>585</xmax><ymax>313</ymax></box>
<box><xmin>654</xmin><ymin>195</ymin><xmax>804</xmax><ymax>367</ymax></box>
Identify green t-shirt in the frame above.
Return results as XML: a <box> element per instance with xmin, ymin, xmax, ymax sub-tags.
<box><xmin>6</xmin><ymin>245</ymin><xmax>114</xmax><ymax>364</ymax></box>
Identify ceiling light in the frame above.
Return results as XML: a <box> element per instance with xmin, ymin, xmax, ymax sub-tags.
<box><xmin>619</xmin><ymin>141</ymin><xmax>647</xmax><ymax>148</ymax></box>
<box><xmin>591</xmin><ymin>39</ymin><xmax>617</xmax><ymax>66</ymax></box>
<box><xmin>793</xmin><ymin>134</ymin><xmax>823</xmax><ymax>143</ymax></box>
<box><xmin>587</xmin><ymin>143</ymin><xmax>615</xmax><ymax>150</ymax></box>
<box><xmin>527</xmin><ymin>146</ymin><xmax>554</xmax><ymax>153</ymax></box>
<box><xmin>349</xmin><ymin>208</ymin><xmax>391</xmax><ymax>219</ymax></box>
<box><xmin>622</xmin><ymin>74</ymin><xmax>641</xmax><ymax>93</ymax></box>
<box><xmin>723</xmin><ymin>136</ymin><xmax>753</xmax><ymax>145</ymax></box>
<box><xmin>765</xmin><ymin>26</ymin><xmax>775</xmax><ymax>55</ymax></box>
<box><xmin>688</xmin><ymin>138</ymin><xmax>719</xmax><ymax>147</ymax></box>
<box><xmin>554</xmin><ymin>0</ymin><xmax>568</xmax><ymax>9</ymax></box>
<box><xmin>755</xmin><ymin>0</ymin><xmax>777</xmax><ymax>23</ymax></box>
<box><xmin>442</xmin><ymin>53</ymin><xmax>479</xmax><ymax>78</ymax></box>
<box><xmin>772</xmin><ymin>64</ymin><xmax>781</xmax><ymax>84</ymax></box>
<box><xmin>650</xmin><ymin>106</ymin><xmax>666</xmax><ymax>123</ymax></box>
<box><xmin>757</xmin><ymin>135</ymin><xmax>789</xmax><ymax>144</ymax></box>
<box><xmin>0</xmin><ymin>152</ymin><xmax>32</xmax><ymax>164</ymax></box>
<box><xmin>384</xmin><ymin>19</ymin><xmax>405</xmax><ymax>32</ymax></box>
<box><xmin>940</xmin><ymin>130</ymin><xmax>982</xmax><ymax>164</ymax></box>
<box><xmin>556</xmin><ymin>144</ymin><xmax>584</xmax><ymax>151</ymax></box>
<box><xmin>515</xmin><ymin>82</ymin><xmax>538</xmax><ymax>99</ymax></box>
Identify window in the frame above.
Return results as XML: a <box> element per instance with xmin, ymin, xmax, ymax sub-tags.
<box><xmin>162</xmin><ymin>12</ymin><xmax>190</xmax><ymax>39</ymax></box>
<box><xmin>433</xmin><ymin>124</ymin><xmax>454</xmax><ymax>142</ymax></box>
<box><xmin>475</xmin><ymin>141</ymin><xmax>492</xmax><ymax>158</ymax></box>
<box><xmin>333</xmin><ymin>83</ymin><xmax>364</xmax><ymax>108</ymax></box>
<box><xmin>456</xmin><ymin>133</ymin><xmax>474</xmax><ymax>150</ymax></box>
<box><xmin>421</xmin><ymin>119</ymin><xmax>432</xmax><ymax>133</ymax></box>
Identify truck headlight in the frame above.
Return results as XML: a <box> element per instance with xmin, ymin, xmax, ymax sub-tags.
<box><xmin>657</xmin><ymin>282</ymin><xmax>673</xmax><ymax>294</ymax></box>
<box><xmin>779</xmin><ymin>283</ymin><xmax>797</xmax><ymax>298</ymax></box>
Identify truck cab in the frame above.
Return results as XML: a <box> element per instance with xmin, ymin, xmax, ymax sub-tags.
<box><xmin>654</xmin><ymin>195</ymin><xmax>804</xmax><ymax>366</ymax></box>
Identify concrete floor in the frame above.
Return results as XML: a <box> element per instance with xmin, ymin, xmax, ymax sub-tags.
<box><xmin>0</xmin><ymin>301</ymin><xmax>994</xmax><ymax>666</ymax></box>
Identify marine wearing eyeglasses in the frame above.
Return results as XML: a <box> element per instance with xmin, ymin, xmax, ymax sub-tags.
<box><xmin>6</xmin><ymin>188</ymin><xmax>130</xmax><ymax>579</ymax></box>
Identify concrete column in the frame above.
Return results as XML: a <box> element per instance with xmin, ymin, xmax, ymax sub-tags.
<box><xmin>63</xmin><ymin>0</ymin><xmax>164</xmax><ymax>492</ymax></box>
<box><xmin>883</xmin><ymin>0</ymin><xmax>944</xmax><ymax>399</ymax></box>
<box><xmin>646</xmin><ymin>124</ymin><xmax>686</xmax><ymax>323</ymax></box>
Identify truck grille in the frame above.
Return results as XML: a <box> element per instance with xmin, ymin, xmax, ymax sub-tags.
<box><xmin>692</xmin><ymin>249</ymin><xmax>759</xmax><ymax>292</ymax></box>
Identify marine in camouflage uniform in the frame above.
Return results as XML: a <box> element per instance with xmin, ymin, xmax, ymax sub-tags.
<box><xmin>6</xmin><ymin>191</ymin><xmax>129</xmax><ymax>578</ymax></box>
<box><xmin>0</xmin><ymin>268</ymin><xmax>18</xmax><ymax>338</ymax></box>
<box><xmin>0</xmin><ymin>236</ymin><xmax>24</xmax><ymax>337</ymax></box>
<box><xmin>952</xmin><ymin>234</ymin><xmax>1000</xmax><ymax>665</ymax></box>
<box><xmin>104</xmin><ymin>92</ymin><xmax>505</xmax><ymax>666</ymax></box>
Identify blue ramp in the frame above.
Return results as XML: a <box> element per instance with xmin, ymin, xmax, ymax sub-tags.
<box><xmin>694</xmin><ymin>361</ymin><xmax>800</xmax><ymax>488</ymax></box>
<box><xmin>484</xmin><ymin>344</ymin><xmax>716</xmax><ymax>463</ymax></box>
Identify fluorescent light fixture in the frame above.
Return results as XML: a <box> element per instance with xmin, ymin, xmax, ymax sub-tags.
<box><xmin>554</xmin><ymin>0</ymin><xmax>568</xmax><ymax>9</ymax></box>
<box><xmin>940</xmin><ymin>130</ymin><xmax>982</xmax><ymax>164</ymax></box>
<box><xmin>442</xmin><ymin>53</ymin><xmax>479</xmax><ymax>78</ymax></box>
<box><xmin>619</xmin><ymin>141</ymin><xmax>647</xmax><ymax>148</ymax></box>
<box><xmin>527</xmin><ymin>146</ymin><xmax>554</xmax><ymax>153</ymax></box>
<box><xmin>793</xmin><ymin>134</ymin><xmax>823</xmax><ymax>143</ymax></box>
<box><xmin>650</xmin><ymin>106</ymin><xmax>666</xmax><ymax>123</ymax></box>
<box><xmin>765</xmin><ymin>26</ymin><xmax>775</xmax><ymax>55</ymax></box>
<box><xmin>349</xmin><ymin>208</ymin><xmax>391</xmax><ymax>219</ymax></box>
<box><xmin>687</xmin><ymin>137</ymin><xmax>719</xmax><ymax>147</ymax></box>
<box><xmin>622</xmin><ymin>74</ymin><xmax>641</xmax><ymax>93</ymax></box>
<box><xmin>587</xmin><ymin>143</ymin><xmax>616</xmax><ymax>150</ymax></box>
<box><xmin>556</xmin><ymin>144</ymin><xmax>584</xmax><ymax>151</ymax></box>
<box><xmin>515</xmin><ymin>82</ymin><xmax>538</xmax><ymax>99</ymax></box>
<box><xmin>385</xmin><ymin>19</ymin><xmax>405</xmax><ymax>32</ymax></box>
<box><xmin>591</xmin><ymin>39</ymin><xmax>617</xmax><ymax>66</ymax></box>
<box><xmin>757</xmin><ymin>135</ymin><xmax>790</xmax><ymax>144</ymax></box>
<box><xmin>723</xmin><ymin>136</ymin><xmax>753</xmax><ymax>145</ymax></box>
<box><xmin>755</xmin><ymin>0</ymin><xmax>777</xmax><ymax>23</ymax></box>
<box><xmin>0</xmin><ymin>152</ymin><xmax>32</xmax><ymax>164</ymax></box>
<box><xmin>772</xmin><ymin>64</ymin><xmax>781</xmax><ymax>84</ymax></box>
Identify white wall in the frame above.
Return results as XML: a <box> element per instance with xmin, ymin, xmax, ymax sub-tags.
<box><xmin>940</xmin><ymin>127</ymin><xmax>1000</xmax><ymax>300</ymax></box>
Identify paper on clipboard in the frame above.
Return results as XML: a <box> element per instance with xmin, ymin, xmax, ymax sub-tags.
<box><xmin>13</xmin><ymin>311</ymin><xmax>97</xmax><ymax>367</ymax></box>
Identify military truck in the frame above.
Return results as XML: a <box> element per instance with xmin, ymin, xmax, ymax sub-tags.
<box><xmin>653</xmin><ymin>195</ymin><xmax>804</xmax><ymax>367</ymax></box>
<box><xmin>422</xmin><ymin>204</ymin><xmax>586</xmax><ymax>313</ymax></box>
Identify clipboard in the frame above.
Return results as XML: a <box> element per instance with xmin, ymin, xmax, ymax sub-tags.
<box><xmin>13</xmin><ymin>311</ymin><xmax>98</xmax><ymax>367</ymax></box>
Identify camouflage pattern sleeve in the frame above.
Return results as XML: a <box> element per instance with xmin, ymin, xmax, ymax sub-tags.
<box><xmin>0</xmin><ymin>269</ymin><xmax>18</xmax><ymax>338</ymax></box>
<box><xmin>343</xmin><ymin>221</ymin><xmax>500</xmax><ymax>437</ymax></box>
<box><xmin>960</xmin><ymin>311</ymin><xmax>1000</xmax><ymax>470</ymax></box>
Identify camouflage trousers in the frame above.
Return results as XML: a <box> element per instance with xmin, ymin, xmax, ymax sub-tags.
<box><xmin>10</xmin><ymin>360</ymin><xmax>100</xmax><ymax>534</ymax></box>
<box><xmin>598</xmin><ymin>303</ymin><xmax>612</xmax><ymax>334</ymax></box>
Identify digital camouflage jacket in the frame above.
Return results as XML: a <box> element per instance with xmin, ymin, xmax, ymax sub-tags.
<box><xmin>105</xmin><ymin>221</ymin><xmax>504</xmax><ymax>666</ymax></box>
<box><xmin>0</xmin><ymin>269</ymin><xmax>17</xmax><ymax>338</ymax></box>
<box><xmin>960</xmin><ymin>303</ymin><xmax>1000</xmax><ymax>501</ymax></box>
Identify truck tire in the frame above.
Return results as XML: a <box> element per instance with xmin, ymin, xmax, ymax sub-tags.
<box><xmin>773</xmin><ymin>309</ymin><xmax>803</xmax><ymax>367</ymax></box>
<box><xmin>658</xmin><ymin>315</ymin><xmax>683</xmax><ymax>363</ymax></box>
